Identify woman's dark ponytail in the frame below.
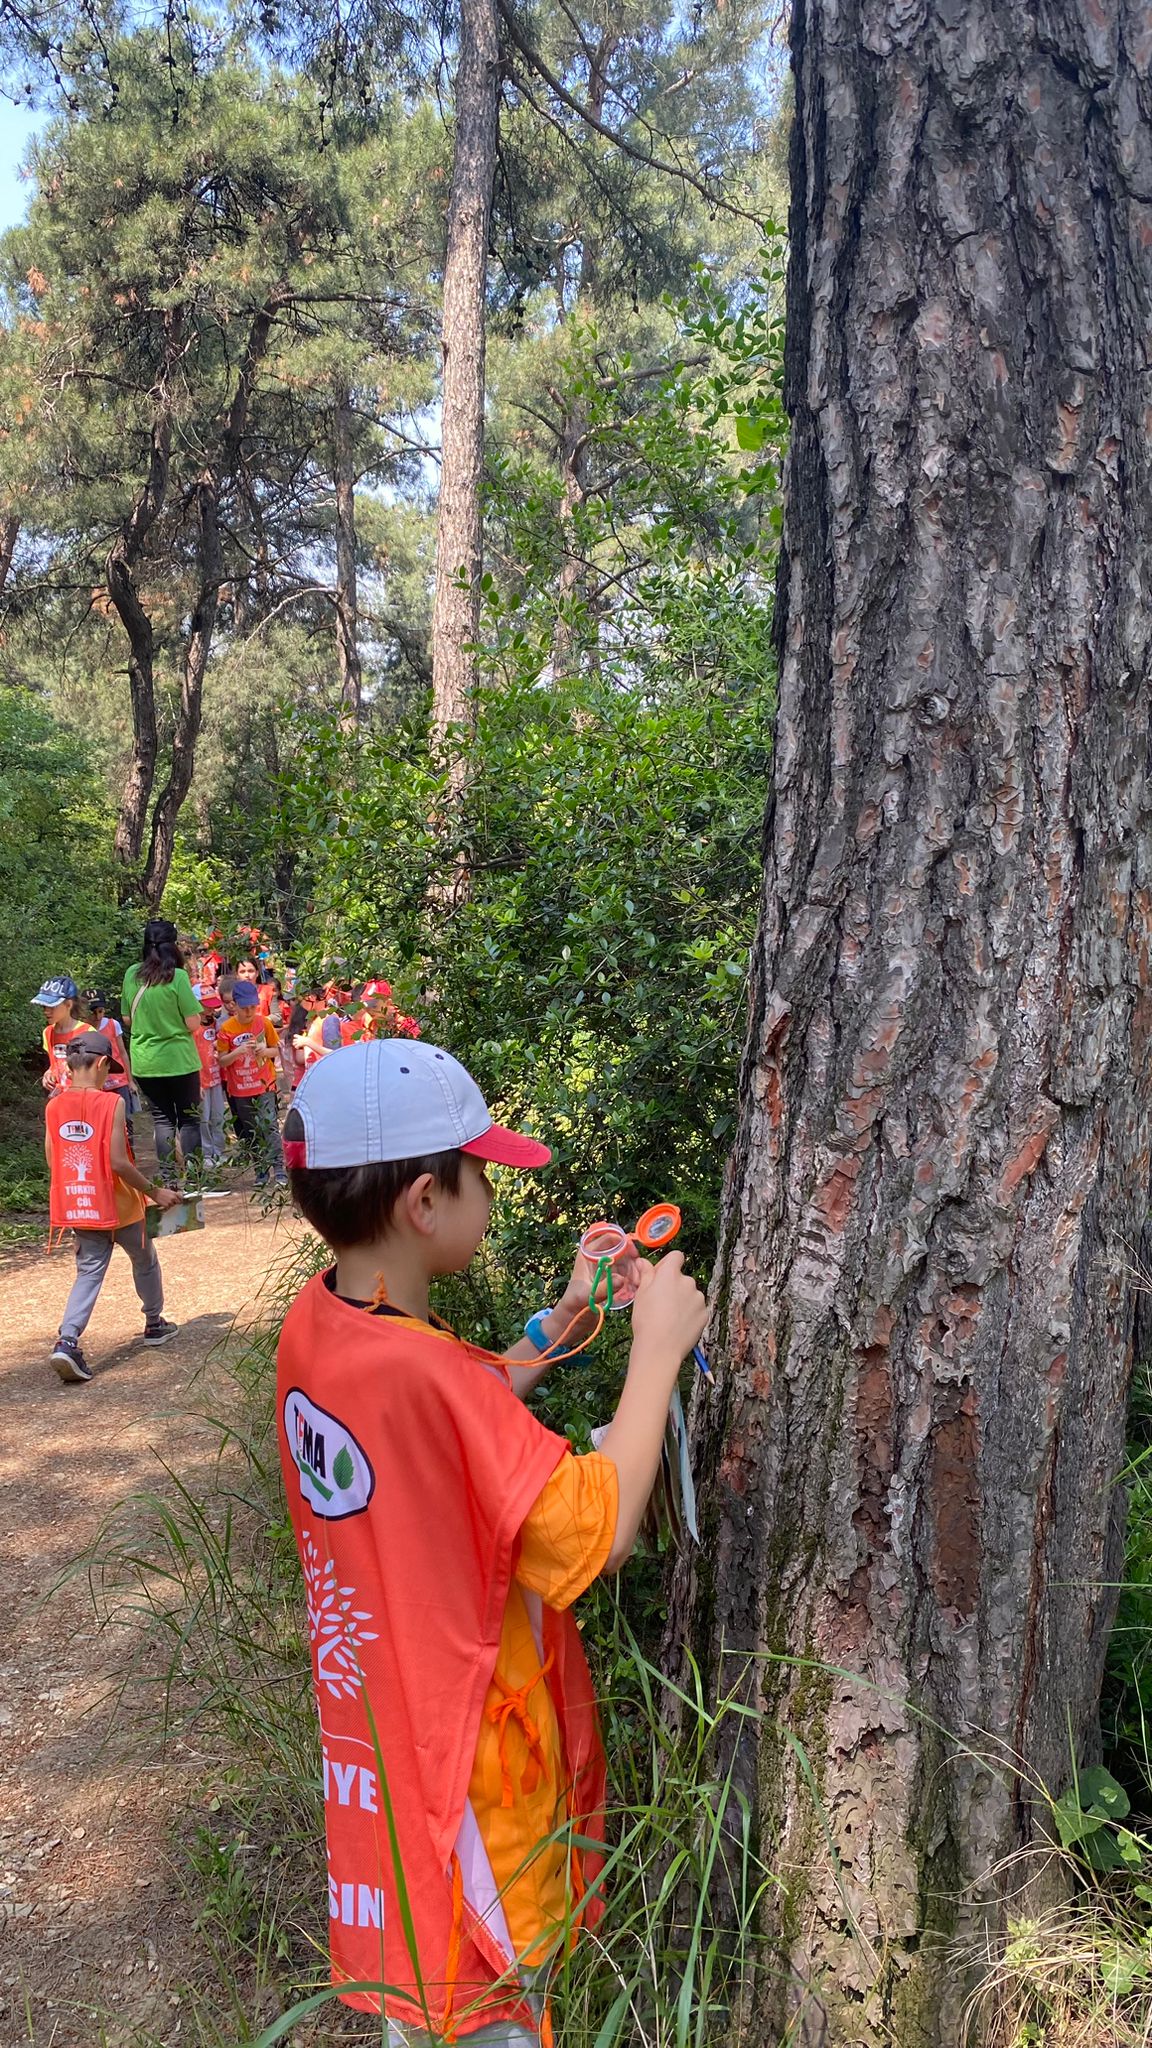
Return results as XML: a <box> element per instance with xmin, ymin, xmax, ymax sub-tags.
<box><xmin>139</xmin><ymin>917</ymin><xmax>183</xmax><ymax>987</ymax></box>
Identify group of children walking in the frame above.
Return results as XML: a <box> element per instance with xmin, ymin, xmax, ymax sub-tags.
<box><xmin>34</xmin><ymin>939</ymin><xmax>709</xmax><ymax>2048</ymax></box>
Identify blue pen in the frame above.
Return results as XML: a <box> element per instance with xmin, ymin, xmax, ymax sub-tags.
<box><xmin>693</xmin><ymin>1343</ymin><xmax>714</xmax><ymax>1386</ymax></box>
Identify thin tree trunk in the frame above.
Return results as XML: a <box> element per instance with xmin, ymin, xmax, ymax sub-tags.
<box><xmin>141</xmin><ymin>473</ymin><xmax>222</xmax><ymax>907</ymax></box>
<box><xmin>106</xmin><ymin>308</ymin><xmax>184</xmax><ymax>879</ymax></box>
<box><xmin>667</xmin><ymin>5</ymin><xmax>1152</xmax><ymax>2043</ymax></box>
<box><xmin>430</xmin><ymin>0</ymin><xmax>499</xmax><ymax>775</ymax></box>
<box><xmin>550</xmin><ymin>31</ymin><xmax>614</xmax><ymax>679</ymax></box>
<box><xmin>0</xmin><ymin>515</ymin><xmax>18</xmax><ymax>598</ymax></box>
<box><xmin>334</xmin><ymin>390</ymin><xmax>362</xmax><ymax>722</ymax></box>
<box><xmin>141</xmin><ymin>298</ymin><xmax>278</xmax><ymax>907</ymax></box>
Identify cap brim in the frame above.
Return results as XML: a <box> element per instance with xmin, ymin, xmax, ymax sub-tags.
<box><xmin>461</xmin><ymin>1124</ymin><xmax>552</xmax><ymax>1169</ymax></box>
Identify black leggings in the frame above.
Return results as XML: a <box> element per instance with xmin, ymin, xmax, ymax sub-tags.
<box><xmin>138</xmin><ymin>1071</ymin><xmax>202</xmax><ymax>1181</ymax></box>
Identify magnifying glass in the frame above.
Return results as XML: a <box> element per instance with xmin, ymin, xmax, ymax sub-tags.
<box><xmin>633</xmin><ymin>1203</ymin><xmax>682</xmax><ymax>1249</ymax></box>
<box><xmin>578</xmin><ymin>1203</ymin><xmax>713</xmax><ymax>1384</ymax></box>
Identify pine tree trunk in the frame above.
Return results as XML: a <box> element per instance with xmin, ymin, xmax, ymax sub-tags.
<box><xmin>0</xmin><ymin>515</ymin><xmax>18</xmax><ymax>598</ymax></box>
<box><xmin>668</xmin><ymin>4</ymin><xmax>1152</xmax><ymax>2043</ymax></box>
<box><xmin>334</xmin><ymin>390</ymin><xmax>362</xmax><ymax>722</ymax></box>
<box><xmin>430</xmin><ymin>0</ymin><xmax>499</xmax><ymax>775</ymax></box>
<box><xmin>106</xmin><ymin>307</ymin><xmax>185</xmax><ymax>884</ymax></box>
<box><xmin>140</xmin><ymin>299</ymin><xmax>278</xmax><ymax>907</ymax></box>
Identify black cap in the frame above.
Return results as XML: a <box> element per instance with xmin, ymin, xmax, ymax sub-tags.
<box><xmin>67</xmin><ymin>1031</ymin><xmax>113</xmax><ymax>1060</ymax></box>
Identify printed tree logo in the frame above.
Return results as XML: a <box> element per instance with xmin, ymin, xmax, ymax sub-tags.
<box><xmin>63</xmin><ymin>1147</ymin><xmax>92</xmax><ymax>1182</ymax></box>
<box><xmin>301</xmin><ymin>1531</ymin><xmax>380</xmax><ymax>1699</ymax></box>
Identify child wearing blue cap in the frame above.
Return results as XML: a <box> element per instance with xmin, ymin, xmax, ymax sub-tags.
<box><xmin>217</xmin><ymin>976</ymin><xmax>286</xmax><ymax>1186</ymax></box>
<box><xmin>31</xmin><ymin>974</ymin><xmax>87</xmax><ymax>1096</ymax></box>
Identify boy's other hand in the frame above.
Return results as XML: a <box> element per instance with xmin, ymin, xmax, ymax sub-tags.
<box><xmin>630</xmin><ymin>1252</ymin><xmax>707</xmax><ymax>1362</ymax></box>
<box><xmin>153</xmin><ymin>1186</ymin><xmax>183</xmax><ymax>1211</ymax></box>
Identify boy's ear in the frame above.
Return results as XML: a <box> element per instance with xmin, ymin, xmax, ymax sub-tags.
<box><xmin>402</xmin><ymin>1172</ymin><xmax>438</xmax><ymax>1236</ymax></box>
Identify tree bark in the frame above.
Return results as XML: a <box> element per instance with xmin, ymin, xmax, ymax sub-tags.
<box><xmin>140</xmin><ymin>297</ymin><xmax>279</xmax><ymax>907</ymax></box>
<box><xmin>334</xmin><ymin>389</ymin><xmax>362</xmax><ymax>723</ymax></box>
<box><xmin>106</xmin><ymin>308</ymin><xmax>184</xmax><ymax>880</ymax></box>
<box><xmin>668</xmin><ymin>4</ymin><xmax>1152</xmax><ymax>2043</ymax></box>
<box><xmin>0</xmin><ymin>514</ymin><xmax>18</xmax><ymax>599</ymax></box>
<box><xmin>141</xmin><ymin>471</ymin><xmax>222</xmax><ymax>907</ymax></box>
<box><xmin>430</xmin><ymin>0</ymin><xmax>500</xmax><ymax>775</ymax></box>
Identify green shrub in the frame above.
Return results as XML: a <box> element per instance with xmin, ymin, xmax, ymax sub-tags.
<box><xmin>0</xmin><ymin>685</ymin><xmax>135</xmax><ymax>1096</ymax></box>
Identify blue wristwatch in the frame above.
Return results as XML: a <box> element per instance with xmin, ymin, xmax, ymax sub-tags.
<box><xmin>524</xmin><ymin>1309</ymin><xmax>555</xmax><ymax>1354</ymax></box>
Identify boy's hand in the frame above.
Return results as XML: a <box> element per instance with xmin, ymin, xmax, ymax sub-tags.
<box><xmin>629</xmin><ymin>1253</ymin><xmax>707</xmax><ymax>1363</ymax></box>
<box><xmin>152</xmin><ymin>1186</ymin><xmax>183</xmax><ymax>1211</ymax></box>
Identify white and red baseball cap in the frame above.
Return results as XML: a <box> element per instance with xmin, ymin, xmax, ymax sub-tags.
<box><xmin>284</xmin><ymin>1039</ymin><xmax>551</xmax><ymax>1171</ymax></box>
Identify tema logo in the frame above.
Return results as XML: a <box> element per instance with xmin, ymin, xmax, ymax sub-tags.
<box><xmin>59</xmin><ymin>1120</ymin><xmax>95</xmax><ymax>1142</ymax></box>
<box><xmin>283</xmin><ymin>1389</ymin><xmax>374</xmax><ymax>1519</ymax></box>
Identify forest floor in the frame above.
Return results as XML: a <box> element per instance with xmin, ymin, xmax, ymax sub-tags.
<box><xmin>0</xmin><ymin>1175</ymin><xmax>291</xmax><ymax>2048</ymax></box>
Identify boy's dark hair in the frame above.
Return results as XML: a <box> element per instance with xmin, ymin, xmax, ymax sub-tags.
<box><xmin>282</xmin><ymin>1107</ymin><xmax>463</xmax><ymax>1249</ymax></box>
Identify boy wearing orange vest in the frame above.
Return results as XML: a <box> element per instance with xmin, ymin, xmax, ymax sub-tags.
<box><xmin>276</xmin><ymin>1039</ymin><xmax>706</xmax><ymax>2045</ymax></box>
<box><xmin>45</xmin><ymin>1031</ymin><xmax>181</xmax><ymax>1383</ymax></box>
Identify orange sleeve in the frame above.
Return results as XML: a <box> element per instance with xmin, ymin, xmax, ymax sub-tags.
<box><xmin>514</xmin><ymin>1450</ymin><xmax>618</xmax><ymax>1611</ymax></box>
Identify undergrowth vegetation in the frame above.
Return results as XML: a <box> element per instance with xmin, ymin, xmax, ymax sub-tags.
<box><xmin>72</xmin><ymin>1226</ymin><xmax>1152</xmax><ymax>2047</ymax></box>
<box><xmin>82</xmin><ymin>1228</ymin><xmax>785</xmax><ymax>2046</ymax></box>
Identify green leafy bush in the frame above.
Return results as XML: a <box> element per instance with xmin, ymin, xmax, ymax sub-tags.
<box><xmin>0</xmin><ymin>685</ymin><xmax>134</xmax><ymax>1097</ymax></box>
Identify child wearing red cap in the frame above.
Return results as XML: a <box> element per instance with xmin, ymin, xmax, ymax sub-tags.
<box><xmin>276</xmin><ymin>1039</ymin><xmax>706</xmax><ymax>2046</ymax></box>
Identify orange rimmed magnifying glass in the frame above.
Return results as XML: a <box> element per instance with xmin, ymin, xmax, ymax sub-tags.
<box><xmin>577</xmin><ymin>1202</ymin><xmax>712</xmax><ymax>1383</ymax></box>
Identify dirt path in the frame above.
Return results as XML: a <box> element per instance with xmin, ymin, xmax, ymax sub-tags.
<box><xmin>0</xmin><ymin>1189</ymin><xmax>292</xmax><ymax>2048</ymax></box>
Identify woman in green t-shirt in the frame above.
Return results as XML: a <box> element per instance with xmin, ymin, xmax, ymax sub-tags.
<box><xmin>122</xmin><ymin>919</ymin><xmax>203</xmax><ymax>1184</ymax></box>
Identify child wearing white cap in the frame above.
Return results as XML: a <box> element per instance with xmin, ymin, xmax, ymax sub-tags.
<box><xmin>276</xmin><ymin>1038</ymin><xmax>707</xmax><ymax>2046</ymax></box>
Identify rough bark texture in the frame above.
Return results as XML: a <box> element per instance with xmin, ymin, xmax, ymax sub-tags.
<box><xmin>0</xmin><ymin>515</ymin><xmax>18</xmax><ymax>599</ymax></box>
<box><xmin>107</xmin><ymin>310</ymin><xmax>184</xmax><ymax>879</ymax></box>
<box><xmin>430</xmin><ymin>0</ymin><xmax>499</xmax><ymax>772</ymax></box>
<box><xmin>668</xmin><ymin>4</ymin><xmax>1152</xmax><ymax>2043</ymax></box>
<box><xmin>140</xmin><ymin>299</ymin><xmax>278</xmax><ymax>907</ymax></box>
<box><xmin>333</xmin><ymin>391</ymin><xmax>362</xmax><ymax>722</ymax></box>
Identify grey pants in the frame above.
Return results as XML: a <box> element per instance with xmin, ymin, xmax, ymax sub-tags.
<box><xmin>386</xmin><ymin>1975</ymin><xmax>543</xmax><ymax>2047</ymax></box>
<box><xmin>201</xmin><ymin>1082</ymin><xmax>227</xmax><ymax>1164</ymax></box>
<box><xmin>59</xmin><ymin>1223</ymin><xmax>163</xmax><ymax>1340</ymax></box>
<box><xmin>387</xmin><ymin>2020</ymin><xmax>538</xmax><ymax>2047</ymax></box>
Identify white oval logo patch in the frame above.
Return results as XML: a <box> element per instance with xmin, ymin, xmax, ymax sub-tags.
<box><xmin>284</xmin><ymin>1389</ymin><xmax>374</xmax><ymax>1519</ymax></box>
<box><xmin>60</xmin><ymin>1120</ymin><xmax>94</xmax><ymax>1142</ymax></box>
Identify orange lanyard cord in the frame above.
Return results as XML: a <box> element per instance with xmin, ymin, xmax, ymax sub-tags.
<box><xmin>486</xmin><ymin>1650</ymin><xmax>556</xmax><ymax>1808</ymax></box>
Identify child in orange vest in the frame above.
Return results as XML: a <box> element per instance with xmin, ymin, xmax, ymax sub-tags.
<box><xmin>45</xmin><ymin>1031</ymin><xmax>181</xmax><ymax>1383</ymax></box>
<box><xmin>32</xmin><ymin>973</ymin><xmax>89</xmax><ymax>1095</ymax></box>
<box><xmin>276</xmin><ymin>1039</ymin><xmax>706</xmax><ymax>2045</ymax></box>
<box><xmin>217</xmin><ymin>977</ymin><xmax>286</xmax><ymax>1186</ymax></box>
<box><xmin>194</xmin><ymin>991</ymin><xmax>227</xmax><ymax>1167</ymax></box>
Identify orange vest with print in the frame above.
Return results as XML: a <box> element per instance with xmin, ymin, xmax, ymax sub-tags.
<box><xmin>193</xmin><ymin>1022</ymin><xmax>221</xmax><ymax>1089</ymax></box>
<box><xmin>46</xmin><ymin>1090</ymin><xmax>146</xmax><ymax>1231</ymax></box>
<box><xmin>276</xmin><ymin>1274</ymin><xmax>607</xmax><ymax>2037</ymax></box>
<box><xmin>42</xmin><ymin>1021</ymin><xmax>88</xmax><ymax>1092</ymax></box>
